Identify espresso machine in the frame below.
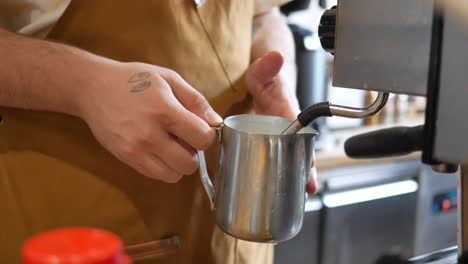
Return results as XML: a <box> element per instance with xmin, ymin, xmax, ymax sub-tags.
<box><xmin>310</xmin><ymin>0</ymin><xmax>468</xmax><ymax>262</ymax></box>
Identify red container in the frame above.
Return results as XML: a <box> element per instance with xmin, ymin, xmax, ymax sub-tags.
<box><xmin>22</xmin><ymin>228</ymin><xmax>131</xmax><ymax>264</ymax></box>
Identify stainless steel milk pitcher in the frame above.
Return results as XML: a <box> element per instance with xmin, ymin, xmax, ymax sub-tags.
<box><xmin>197</xmin><ymin>115</ymin><xmax>317</xmax><ymax>243</ymax></box>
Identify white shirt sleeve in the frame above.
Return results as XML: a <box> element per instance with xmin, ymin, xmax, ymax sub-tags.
<box><xmin>0</xmin><ymin>0</ymin><xmax>70</xmax><ymax>38</ymax></box>
<box><xmin>254</xmin><ymin>0</ymin><xmax>291</xmax><ymax>15</ymax></box>
<box><xmin>1</xmin><ymin>0</ymin><xmax>286</xmax><ymax>37</ymax></box>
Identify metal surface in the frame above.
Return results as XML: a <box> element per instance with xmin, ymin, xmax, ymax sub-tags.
<box><xmin>321</xmin><ymin>185</ymin><xmax>418</xmax><ymax>264</ymax></box>
<box><xmin>422</xmin><ymin>0</ymin><xmax>443</xmax><ymax>168</ymax></box>
<box><xmin>320</xmin><ymin>161</ymin><xmax>419</xmax><ymax>264</ymax></box>
<box><xmin>281</xmin><ymin>120</ymin><xmax>304</xmax><ymax>135</ymax></box>
<box><xmin>458</xmin><ymin>163</ymin><xmax>468</xmax><ymax>254</ymax></box>
<box><xmin>433</xmin><ymin>0</ymin><xmax>468</xmax><ymax>164</ymax></box>
<box><xmin>197</xmin><ymin>151</ymin><xmax>216</xmax><ymax>210</ymax></box>
<box><xmin>413</xmin><ymin>166</ymin><xmax>458</xmax><ymax>256</ymax></box>
<box><xmin>198</xmin><ymin>115</ymin><xmax>317</xmax><ymax>242</ymax></box>
<box><xmin>281</xmin><ymin>92</ymin><xmax>389</xmax><ymax>135</ymax></box>
<box><xmin>409</xmin><ymin>246</ymin><xmax>457</xmax><ymax>263</ymax></box>
<box><xmin>423</xmin><ymin>0</ymin><xmax>468</xmax><ymax>256</ymax></box>
<box><xmin>322</xmin><ymin>0</ymin><xmax>468</xmax><ymax>259</ymax></box>
<box><xmin>431</xmin><ymin>164</ymin><xmax>459</xmax><ymax>174</ymax></box>
<box><xmin>329</xmin><ymin>92</ymin><xmax>389</xmax><ymax>118</ymax></box>
<box><xmin>197</xmin><ymin>127</ymin><xmax>222</xmax><ymax>210</ymax></box>
<box><xmin>333</xmin><ymin>0</ymin><xmax>434</xmax><ymax>95</ymax></box>
<box><xmin>274</xmin><ymin>198</ymin><xmax>322</xmax><ymax>264</ymax></box>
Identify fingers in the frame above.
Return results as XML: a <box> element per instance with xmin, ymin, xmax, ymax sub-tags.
<box><xmin>121</xmin><ymin>118</ymin><xmax>202</xmax><ymax>182</ymax></box>
<box><xmin>306</xmin><ymin>164</ymin><xmax>318</xmax><ymax>194</ymax></box>
<box><xmin>165</xmin><ymin>106</ymin><xmax>217</xmax><ymax>151</ymax></box>
<box><xmin>124</xmin><ymin>67</ymin><xmax>220</xmax><ymax>182</ymax></box>
<box><xmin>155</xmin><ymin>70</ymin><xmax>219</xmax><ymax>150</ymax></box>
<box><xmin>137</xmin><ymin>154</ymin><xmax>183</xmax><ymax>183</ymax></box>
<box><xmin>151</xmin><ymin>132</ymin><xmax>200</xmax><ymax>176</ymax></box>
<box><xmin>160</xmin><ymin>69</ymin><xmax>223</xmax><ymax>126</ymax></box>
<box><xmin>246</xmin><ymin>51</ymin><xmax>284</xmax><ymax>93</ymax></box>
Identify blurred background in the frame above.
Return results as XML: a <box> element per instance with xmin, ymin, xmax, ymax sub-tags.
<box><xmin>274</xmin><ymin>1</ymin><xmax>457</xmax><ymax>263</ymax></box>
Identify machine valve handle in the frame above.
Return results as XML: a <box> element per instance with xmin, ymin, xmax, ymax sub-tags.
<box><xmin>344</xmin><ymin>126</ymin><xmax>424</xmax><ymax>159</ymax></box>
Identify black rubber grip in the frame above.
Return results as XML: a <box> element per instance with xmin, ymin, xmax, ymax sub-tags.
<box><xmin>297</xmin><ymin>102</ymin><xmax>332</xmax><ymax>127</ymax></box>
<box><xmin>318</xmin><ymin>24</ymin><xmax>335</xmax><ymax>38</ymax></box>
<box><xmin>319</xmin><ymin>7</ymin><xmax>336</xmax><ymax>25</ymax></box>
<box><xmin>319</xmin><ymin>7</ymin><xmax>336</xmax><ymax>54</ymax></box>
<box><xmin>320</xmin><ymin>37</ymin><xmax>335</xmax><ymax>54</ymax></box>
<box><xmin>345</xmin><ymin>126</ymin><xmax>424</xmax><ymax>159</ymax></box>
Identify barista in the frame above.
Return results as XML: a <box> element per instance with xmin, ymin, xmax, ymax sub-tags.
<box><xmin>0</xmin><ymin>0</ymin><xmax>317</xmax><ymax>263</ymax></box>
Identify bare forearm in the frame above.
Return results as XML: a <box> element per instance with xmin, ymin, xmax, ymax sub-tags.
<box><xmin>0</xmin><ymin>30</ymin><xmax>225</xmax><ymax>183</ymax></box>
<box><xmin>252</xmin><ymin>8</ymin><xmax>295</xmax><ymax>58</ymax></box>
<box><xmin>251</xmin><ymin>8</ymin><xmax>297</xmax><ymax>99</ymax></box>
<box><xmin>0</xmin><ymin>28</ymin><xmax>116</xmax><ymax>117</ymax></box>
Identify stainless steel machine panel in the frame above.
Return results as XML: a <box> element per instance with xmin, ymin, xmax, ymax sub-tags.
<box><xmin>333</xmin><ymin>0</ymin><xmax>434</xmax><ymax>95</ymax></box>
<box><xmin>434</xmin><ymin>2</ymin><xmax>468</xmax><ymax>163</ymax></box>
<box><xmin>321</xmin><ymin>183</ymin><xmax>418</xmax><ymax>264</ymax></box>
<box><xmin>274</xmin><ymin>198</ymin><xmax>322</xmax><ymax>264</ymax></box>
<box><xmin>413</xmin><ymin>166</ymin><xmax>458</xmax><ymax>256</ymax></box>
<box><xmin>320</xmin><ymin>160</ymin><xmax>419</xmax><ymax>264</ymax></box>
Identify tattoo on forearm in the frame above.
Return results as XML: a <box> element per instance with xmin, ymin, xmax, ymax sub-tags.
<box><xmin>252</xmin><ymin>20</ymin><xmax>262</xmax><ymax>37</ymax></box>
<box><xmin>128</xmin><ymin>72</ymin><xmax>151</xmax><ymax>92</ymax></box>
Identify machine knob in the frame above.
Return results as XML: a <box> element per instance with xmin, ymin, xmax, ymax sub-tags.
<box><xmin>318</xmin><ymin>6</ymin><xmax>336</xmax><ymax>54</ymax></box>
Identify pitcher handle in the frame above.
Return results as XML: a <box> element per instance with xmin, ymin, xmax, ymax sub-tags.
<box><xmin>197</xmin><ymin>150</ymin><xmax>216</xmax><ymax>210</ymax></box>
<box><xmin>197</xmin><ymin>126</ymin><xmax>222</xmax><ymax>210</ymax></box>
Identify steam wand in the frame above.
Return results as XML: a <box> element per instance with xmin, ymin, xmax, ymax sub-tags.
<box><xmin>281</xmin><ymin>92</ymin><xmax>389</xmax><ymax>135</ymax></box>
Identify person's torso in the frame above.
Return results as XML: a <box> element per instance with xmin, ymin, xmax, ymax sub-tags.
<box><xmin>0</xmin><ymin>1</ymin><xmax>256</xmax><ymax>263</ymax></box>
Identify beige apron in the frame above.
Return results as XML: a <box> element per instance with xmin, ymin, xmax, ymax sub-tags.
<box><xmin>0</xmin><ymin>0</ymin><xmax>275</xmax><ymax>263</ymax></box>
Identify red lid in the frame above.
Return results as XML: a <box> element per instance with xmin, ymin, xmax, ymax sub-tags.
<box><xmin>22</xmin><ymin>228</ymin><xmax>131</xmax><ymax>264</ymax></box>
<box><xmin>442</xmin><ymin>200</ymin><xmax>452</xmax><ymax>212</ymax></box>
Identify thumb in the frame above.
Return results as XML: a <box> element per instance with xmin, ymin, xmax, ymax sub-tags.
<box><xmin>246</xmin><ymin>51</ymin><xmax>284</xmax><ymax>92</ymax></box>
